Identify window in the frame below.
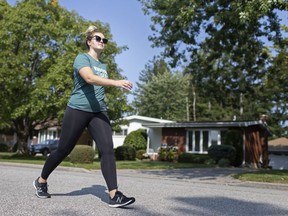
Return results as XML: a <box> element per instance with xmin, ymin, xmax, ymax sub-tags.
<box><xmin>195</xmin><ymin>131</ymin><xmax>200</xmax><ymax>152</ymax></box>
<box><xmin>211</xmin><ymin>130</ymin><xmax>219</xmax><ymax>145</ymax></box>
<box><xmin>186</xmin><ymin>129</ymin><xmax>222</xmax><ymax>153</ymax></box>
<box><xmin>113</xmin><ymin>129</ymin><xmax>128</xmax><ymax>136</ymax></box>
<box><xmin>188</xmin><ymin>131</ymin><xmax>193</xmax><ymax>151</ymax></box>
<box><xmin>203</xmin><ymin>131</ymin><xmax>209</xmax><ymax>152</ymax></box>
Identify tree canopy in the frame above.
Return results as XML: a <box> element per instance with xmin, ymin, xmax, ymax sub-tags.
<box><xmin>133</xmin><ymin>58</ymin><xmax>191</xmax><ymax>121</ymax></box>
<box><xmin>139</xmin><ymin>0</ymin><xmax>288</xmax><ymax>136</ymax></box>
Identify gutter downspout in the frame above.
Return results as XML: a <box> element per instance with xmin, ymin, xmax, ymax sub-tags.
<box><xmin>146</xmin><ymin>129</ymin><xmax>150</xmax><ymax>154</ymax></box>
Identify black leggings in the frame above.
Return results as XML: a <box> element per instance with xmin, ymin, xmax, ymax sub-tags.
<box><xmin>41</xmin><ymin>106</ymin><xmax>117</xmax><ymax>191</ymax></box>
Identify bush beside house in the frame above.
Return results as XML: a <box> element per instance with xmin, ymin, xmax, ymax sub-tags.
<box><xmin>178</xmin><ymin>153</ymin><xmax>210</xmax><ymax>164</ymax></box>
<box><xmin>69</xmin><ymin>145</ymin><xmax>95</xmax><ymax>164</ymax></box>
<box><xmin>115</xmin><ymin>146</ymin><xmax>136</xmax><ymax>161</ymax></box>
<box><xmin>222</xmin><ymin>130</ymin><xmax>243</xmax><ymax>167</ymax></box>
<box><xmin>123</xmin><ymin>129</ymin><xmax>147</xmax><ymax>151</ymax></box>
<box><xmin>208</xmin><ymin>144</ymin><xmax>236</xmax><ymax>166</ymax></box>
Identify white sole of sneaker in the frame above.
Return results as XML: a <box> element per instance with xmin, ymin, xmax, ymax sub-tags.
<box><xmin>108</xmin><ymin>198</ymin><xmax>135</xmax><ymax>208</ymax></box>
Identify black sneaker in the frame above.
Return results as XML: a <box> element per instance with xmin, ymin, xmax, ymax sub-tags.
<box><xmin>33</xmin><ymin>177</ymin><xmax>51</xmax><ymax>199</ymax></box>
<box><xmin>109</xmin><ymin>191</ymin><xmax>135</xmax><ymax>208</ymax></box>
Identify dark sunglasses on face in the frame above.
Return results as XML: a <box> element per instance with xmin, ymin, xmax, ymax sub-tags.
<box><xmin>93</xmin><ymin>35</ymin><xmax>108</xmax><ymax>44</ymax></box>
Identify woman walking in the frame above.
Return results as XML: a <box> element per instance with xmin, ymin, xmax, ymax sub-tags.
<box><xmin>33</xmin><ymin>25</ymin><xmax>135</xmax><ymax>208</ymax></box>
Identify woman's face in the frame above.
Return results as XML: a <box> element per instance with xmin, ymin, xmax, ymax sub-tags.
<box><xmin>88</xmin><ymin>32</ymin><xmax>107</xmax><ymax>51</ymax></box>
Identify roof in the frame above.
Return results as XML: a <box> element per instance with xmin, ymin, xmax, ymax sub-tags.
<box><xmin>269</xmin><ymin>137</ymin><xmax>288</xmax><ymax>147</ymax></box>
<box><xmin>268</xmin><ymin>137</ymin><xmax>288</xmax><ymax>153</ymax></box>
<box><xmin>142</xmin><ymin>120</ymin><xmax>268</xmax><ymax>129</ymax></box>
<box><xmin>123</xmin><ymin>115</ymin><xmax>175</xmax><ymax>124</ymax></box>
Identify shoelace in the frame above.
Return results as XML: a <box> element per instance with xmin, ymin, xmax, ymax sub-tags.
<box><xmin>37</xmin><ymin>185</ymin><xmax>48</xmax><ymax>192</ymax></box>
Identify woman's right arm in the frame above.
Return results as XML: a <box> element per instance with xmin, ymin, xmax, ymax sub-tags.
<box><xmin>79</xmin><ymin>66</ymin><xmax>133</xmax><ymax>91</ymax></box>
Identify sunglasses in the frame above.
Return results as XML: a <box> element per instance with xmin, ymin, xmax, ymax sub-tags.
<box><xmin>93</xmin><ymin>35</ymin><xmax>108</xmax><ymax>44</ymax></box>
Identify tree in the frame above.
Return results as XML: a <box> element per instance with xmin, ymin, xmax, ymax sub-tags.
<box><xmin>138</xmin><ymin>0</ymin><xmax>287</xmax><ymax>128</ymax></box>
<box><xmin>138</xmin><ymin>57</ymin><xmax>170</xmax><ymax>83</ymax></box>
<box><xmin>139</xmin><ymin>0</ymin><xmax>286</xmax><ymax>65</ymax></box>
<box><xmin>133</xmin><ymin>59</ymin><xmax>191</xmax><ymax>121</ymax></box>
<box><xmin>235</xmin><ymin>0</ymin><xmax>287</xmax><ymax>22</ymax></box>
<box><xmin>264</xmin><ymin>32</ymin><xmax>288</xmax><ymax>137</ymax></box>
<box><xmin>0</xmin><ymin>0</ymin><xmax>131</xmax><ymax>153</ymax></box>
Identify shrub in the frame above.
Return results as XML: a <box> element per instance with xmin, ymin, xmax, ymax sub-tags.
<box><xmin>208</xmin><ymin>145</ymin><xmax>236</xmax><ymax>165</ymax></box>
<box><xmin>136</xmin><ymin>149</ymin><xmax>146</xmax><ymax>160</ymax></box>
<box><xmin>69</xmin><ymin>145</ymin><xmax>95</xmax><ymax>164</ymax></box>
<box><xmin>115</xmin><ymin>146</ymin><xmax>136</xmax><ymax>161</ymax></box>
<box><xmin>178</xmin><ymin>153</ymin><xmax>210</xmax><ymax>164</ymax></box>
<box><xmin>222</xmin><ymin>130</ymin><xmax>243</xmax><ymax>167</ymax></box>
<box><xmin>158</xmin><ymin>147</ymin><xmax>177</xmax><ymax>162</ymax></box>
<box><xmin>218</xmin><ymin>158</ymin><xmax>231</xmax><ymax>167</ymax></box>
<box><xmin>0</xmin><ymin>143</ymin><xmax>9</xmax><ymax>152</ymax></box>
<box><xmin>123</xmin><ymin>129</ymin><xmax>147</xmax><ymax>151</ymax></box>
<box><xmin>206</xmin><ymin>158</ymin><xmax>216</xmax><ymax>165</ymax></box>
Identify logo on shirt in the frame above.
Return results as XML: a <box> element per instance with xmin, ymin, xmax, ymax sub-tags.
<box><xmin>93</xmin><ymin>66</ymin><xmax>108</xmax><ymax>78</ymax></box>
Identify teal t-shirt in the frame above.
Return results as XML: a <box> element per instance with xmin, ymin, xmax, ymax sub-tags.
<box><xmin>68</xmin><ymin>53</ymin><xmax>108</xmax><ymax>112</ymax></box>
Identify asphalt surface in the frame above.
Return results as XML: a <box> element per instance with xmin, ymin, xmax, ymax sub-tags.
<box><xmin>1</xmin><ymin>162</ymin><xmax>288</xmax><ymax>216</ymax></box>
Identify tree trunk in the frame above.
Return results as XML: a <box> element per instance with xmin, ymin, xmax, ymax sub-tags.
<box><xmin>13</xmin><ymin>119</ymin><xmax>31</xmax><ymax>155</ymax></box>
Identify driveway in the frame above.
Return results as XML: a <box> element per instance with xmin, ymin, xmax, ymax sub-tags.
<box><xmin>1</xmin><ymin>162</ymin><xmax>288</xmax><ymax>216</ymax></box>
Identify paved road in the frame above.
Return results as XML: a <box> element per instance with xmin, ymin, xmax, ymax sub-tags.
<box><xmin>1</xmin><ymin>162</ymin><xmax>288</xmax><ymax>216</ymax></box>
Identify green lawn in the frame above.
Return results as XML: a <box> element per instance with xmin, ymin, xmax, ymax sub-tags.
<box><xmin>232</xmin><ymin>170</ymin><xmax>288</xmax><ymax>184</ymax></box>
<box><xmin>1</xmin><ymin>152</ymin><xmax>288</xmax><ymax>184</ymax></box>
<box><xmin>0</xmin><ymin>152</ymin><xmax>210</xmax><ymax>169</ymax></box>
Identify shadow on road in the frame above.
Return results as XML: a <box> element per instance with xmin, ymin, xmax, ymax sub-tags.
<box><xmin>136</xmin><ymin>168</ymin><xmax>248</xmax><ymax>181</ymax></box>
<box><xmin>52</xmin><ymin>184</ymin><xmax>108</xmax><ymax>203</ymax></box>
<box><xmin>171</xmin><ymin>196</ymin><xmax>288</xmax><ymax>215</ymax></box>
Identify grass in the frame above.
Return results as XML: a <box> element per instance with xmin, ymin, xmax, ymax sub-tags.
<box><xmin>1</xmin><ymin>152</ymin><xmax>288</xmax><ymax>184</ymax></box>
<box><xmin>0</xmin><ymin>152</ymin><xmax>210</xmax><ymax>170</ymax></box>
<box><xmin>232</xmin><ymin>170</ymin><xmax>288</xmax><ymax>184</ymax></box>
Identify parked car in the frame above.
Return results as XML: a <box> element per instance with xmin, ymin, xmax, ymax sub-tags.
<box><xmin>29</xmin><ymin>139</ymin><xmax>59</xmax><ymax>156</ymax></box>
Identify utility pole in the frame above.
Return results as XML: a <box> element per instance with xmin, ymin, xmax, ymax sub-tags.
<box><xmin>240</xmin><ymin>93</ymin><xmax>243</xmax><ymax>117</ymax></box>
<box><xmin>193</xmin><ymin>89</ymin><xmax>196</xmax><ymax>121</ymax></box>
<box><xmin>186</xmin><ymin>97</ymin><xmax>190</xmax><ymax>121</ymax></box>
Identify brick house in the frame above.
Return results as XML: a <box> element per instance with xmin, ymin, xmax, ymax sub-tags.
<box><xmin>143</xmin><ymin>120</ymin><xmax>271</xmax><ymax>168</ymax></box>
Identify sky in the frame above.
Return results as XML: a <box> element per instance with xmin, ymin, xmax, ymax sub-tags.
<box><xmin>7</xmin><ymin>0</ymin><xmax>163</xmax><ymax>101</ymax></box>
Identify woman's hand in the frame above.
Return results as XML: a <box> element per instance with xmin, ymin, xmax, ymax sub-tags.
<box><xmin>115</xmin><ymin>80</ymin><xmax>133</xmax><ymax>91</ymax></box>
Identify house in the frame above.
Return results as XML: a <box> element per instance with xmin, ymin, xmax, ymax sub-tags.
<box><xmin>34</xmin><ymin>115</ymin><xmax>174</xmax><ymax>149</ymax></box>
<box><xmin>142</xmin><ymin>120</ymin><xmax>271</xmax><ymax>168</ymax></box>
<box><xmin>2</xmin><ymin>115</ymin><xmax>271</xmax><ymax>168</ymax></box>
<box><xmin>0</xmin><ymin>132</ymin><xmax>17</xmax><ymax>151</ymax></box>
<box><xmin>268</xmin><ymin>137</ymin><xmax>288</xmax><ymax>170</ymax></box>
<box><xmin>112</xmin><ymin>115</ymin><xmax>175</xmax><ymax>148</ymax></box>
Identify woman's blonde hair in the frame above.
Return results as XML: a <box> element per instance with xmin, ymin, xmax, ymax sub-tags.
<box><xmin>84</xmin><ymin>25</ymin><xmax>101</xmax><ymax>49</ymax></box>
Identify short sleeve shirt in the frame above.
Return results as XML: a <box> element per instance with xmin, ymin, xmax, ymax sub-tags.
<box><xmin>68</xmin><ymin>53</ymin><xmax>108</xmax><ymax>112</ymax></box>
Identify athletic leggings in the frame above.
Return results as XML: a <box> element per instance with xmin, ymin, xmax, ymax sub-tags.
<box><xmin>41</xmin><ymin>106</ymin><xmax>117</xmax><ymax>191</ymax></box>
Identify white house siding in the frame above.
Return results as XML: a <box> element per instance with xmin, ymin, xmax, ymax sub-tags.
<box><xmin>127</xmin><ymin>121</ymin><xmax>148</xmax><ymax>134</ymax></box>
<box><xmin>37</xmin><ymin>127</ymin><xmax>60</xmax><ymax>143</ymax></box>
<box><xmin>112</xmin><ymin>135</ymin><xmax>126</xmax><ymax>148</ymax></box>
<box><xmin>147</xmin><ymin>128</ymin><xmax>162</xmax><ymax>152</ymax></box>
<box><xmin>112</xmin><ymin>115</ymin><xmax>174</xmax><ymax>150</ymax></box>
